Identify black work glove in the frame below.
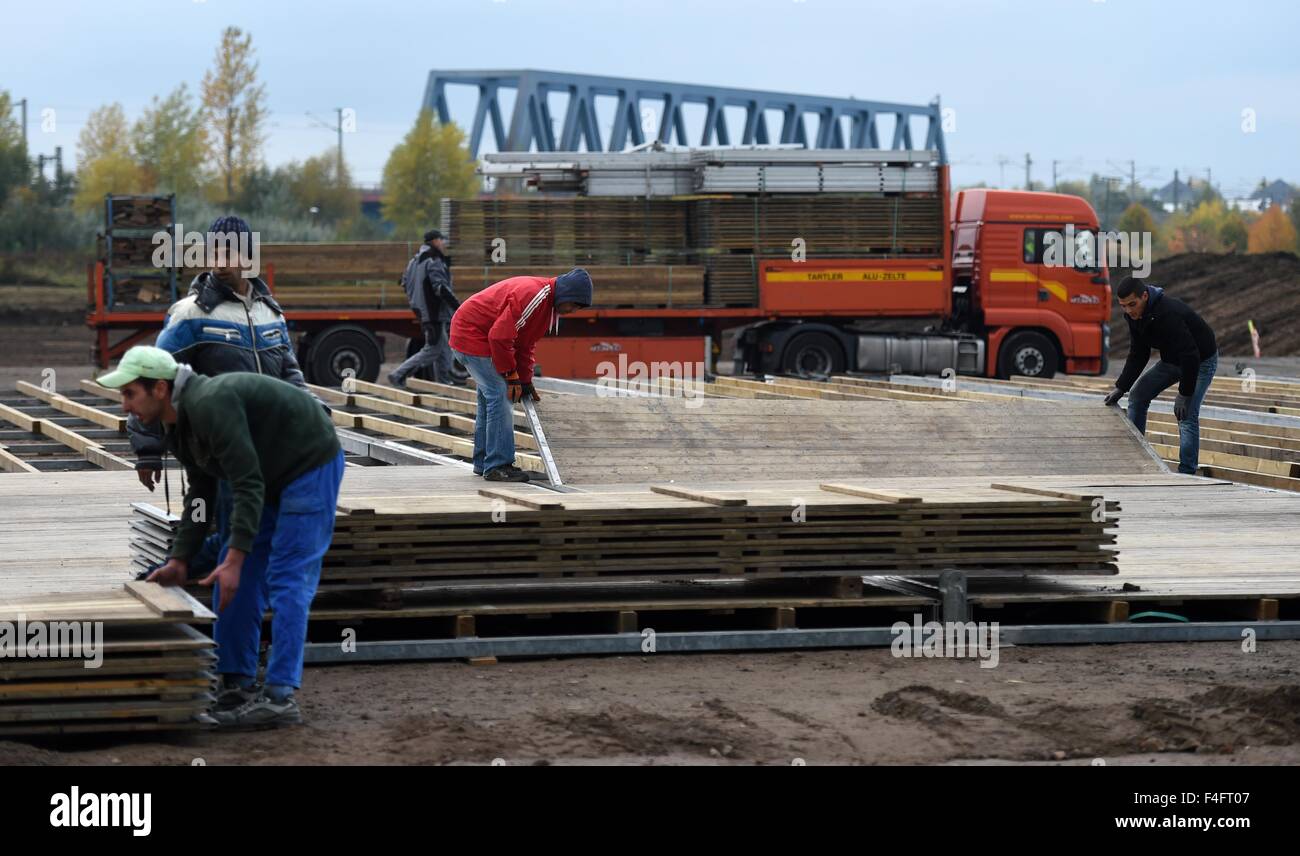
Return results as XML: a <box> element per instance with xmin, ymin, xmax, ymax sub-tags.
<box><xmin>521</xmin><ymin>382</ymin><xmax>540</xmax><ymax>402</ymax></box>
<box><xmin>1173</xmin><ymin>394</ymin><xmax>1189</xmax><ymax>421</ymax></box>
<box><xmin>505</xmin><ymin>371</ymin><xmax>523</xmax><ymax>403</ymax></box>
<box><xmin>1103</xmin><ymin>388</ymin><xmax>1123</xmax><ymax>407</ymax></box>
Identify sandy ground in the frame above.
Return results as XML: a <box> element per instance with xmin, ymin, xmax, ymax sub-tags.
<box><xmin>1</xmin><ymin>641</ymin><xmax>1298</xmax><ymax>766</ymax></box>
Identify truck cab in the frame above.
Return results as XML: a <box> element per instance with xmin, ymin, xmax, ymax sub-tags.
<box><xmin>951</xmin><ymin>189</ymin><xmax>1111</xmax><ymax>378</ymax></box>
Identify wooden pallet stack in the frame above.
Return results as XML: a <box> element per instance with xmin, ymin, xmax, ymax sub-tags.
<box><xmin>324</xmin><ymin>483</ymin><xmax>1118</xmax><ymax>590</ymax></box>
<box><xmin>121</xmin><ymin>482</ymin><xmax>1118</xmax><ymax>597</ymax></box>
<box><xmin>128</xmin><ymin>502</ymin><xmax>178</xmax><ymax>576</ymax></box>
<box><xmin>445</xmin><ymin>198</ymin><xmax>693</xmax><ymax>268</ymax></box>
<box><xmin>0</xmin><ymin>583</ymin><xmax>215</xmax><ymax>736</ymax></box>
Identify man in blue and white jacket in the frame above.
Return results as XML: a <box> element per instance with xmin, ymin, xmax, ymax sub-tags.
<box><xmin>130</xmin><ymin>217</ymin><xmax>318</xmax><ymax>606</ymax></box>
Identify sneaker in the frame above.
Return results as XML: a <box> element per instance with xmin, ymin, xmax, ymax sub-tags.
<box><xmin>387</xmin><ymin>372</ymin><xmax>407</xmax><ymax>389</ymax></box>
<box><xmin>484</xmin><ymin>466</ymin><xmax>529</xmax><ymax>482</ymax></box>
<box><xmin>214</xmin><ymin>676</ymin><xmax>260</xmax><ymax>712</ymax></box>
<box><xmin>213</xmin><ymin>691</ymin><xmax>303</xmax><ymax>730</ymax></box>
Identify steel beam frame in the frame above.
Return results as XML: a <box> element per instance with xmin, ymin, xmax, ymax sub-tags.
<box><xmin>303</xmin><ymin>621</ymin><xmax>1300</xmax><ymax>664</ymax></box>
<box><xmin>423</xmin><ymin>69</ymin><xmax>947</xmax><ymax>161</ymax></box>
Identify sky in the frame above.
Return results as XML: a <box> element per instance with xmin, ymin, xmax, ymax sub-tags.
<box><xmin>4</xmin><ymin>0</ymin><xmax>1297</xmax><ymax>199</ymax></box>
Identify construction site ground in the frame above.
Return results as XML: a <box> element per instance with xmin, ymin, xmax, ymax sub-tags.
<box><xmin>2</xmin><ymin>249</ymin><xmax>1298</xmax><ymax>766</ymax></box>
<box><xmin>2</xmin><ymin>641</ymin><xmax>1298</xmax><ymax>765</ymax></box>
<box><xmin>3</xmin><ymin>415</ymin><xmax>1299</xmax><ymax>765</ymax></box>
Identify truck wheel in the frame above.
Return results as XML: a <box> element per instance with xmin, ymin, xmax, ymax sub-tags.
<box><xmin>308</xmin><ymin>325</ymin><xmax>383</xmax><ymax>387</ymax></box>
<box><xmin>781</xmin><ymin>331</ymin><xmax>846</xmax><ymax>378</ymax></box>
<box><xmin>998</xmin><ymin>331</ymin><xmax>1058</xmax><ymax>379</ymax></box>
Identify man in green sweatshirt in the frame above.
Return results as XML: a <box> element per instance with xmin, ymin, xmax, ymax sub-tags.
<box><xmin>98</xmin><ymin>345</ymin><xmax>344</xmax><ymax>730</ymax></box>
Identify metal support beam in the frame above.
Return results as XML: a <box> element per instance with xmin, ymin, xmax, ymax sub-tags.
<box><xmin>424</xmin><ymin>69</ymin><xmax>946</xmax><ymax>161</ymax></box>
<box><xmin>938</xmin><ymin>570</ymin><xmax>969</xmax><ymax>623</ymax></box>
<box><xmin>304</xmin><ymin>621</ymin><xmax>1300</xmax><ymax>664</ymax></box>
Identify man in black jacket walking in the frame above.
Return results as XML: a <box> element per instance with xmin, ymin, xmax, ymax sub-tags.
<box><xmin>1103</xmin><ymin>276</ymin><xmax>1219</xmax><ymax>474</ymax></box>
<box><xmin>389</xmin><ymin>229</ymin><xmax>460</xmax><ymax>387</ymax></box>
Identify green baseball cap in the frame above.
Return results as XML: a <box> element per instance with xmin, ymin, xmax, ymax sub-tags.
<box><xmin>96</xmin><ymin>345</ymin><xmax>179</xmax><ymax>388</ymax></box>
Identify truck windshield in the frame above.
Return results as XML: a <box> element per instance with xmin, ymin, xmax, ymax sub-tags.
<box><xmin>1023</xmin><ymin>227</ymin><xmax>1101</xmax><ymax>272</ymax></box>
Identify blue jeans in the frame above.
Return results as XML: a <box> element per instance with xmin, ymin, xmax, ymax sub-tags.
<box><xmin>1126</xmin><ymin>352</ymin><xmax>1218</xmax><ymax>475</ymax></box>
<box><xmin>451</xmin><ymin>349</ymin><xmax>515</xmax><ymax>474</ymax></box>
<box><xmin>214</xmin><ymin>451</ymin><xmax>345</xmax><ymax>689</ymax></box>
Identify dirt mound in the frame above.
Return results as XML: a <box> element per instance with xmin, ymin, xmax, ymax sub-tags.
<box><xmin>1110</xmin><ymin>252</ymin><xmax>1300</xmax><ymax>357</ymax></box>
<box><xmin>871</xmin><ymin>681</ymin><xmax>1300</xmax><ymax>760</ymax></box>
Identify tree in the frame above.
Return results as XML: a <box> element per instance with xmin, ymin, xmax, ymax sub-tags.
<box><xmin>73</xmin><ymin>103</ymin><xmax>146</xmax><ymax>212</ymax></box>
<box><xmin>1116</xmin><ymin>202</ymin><xmax>1155</xmax><ymax>236</ymax></box>
<box><xmin>1289</xmin><ymin>193</ymin><xmax>1300</xmax><ymax>253</ymax></box>
<box><xmin>77</xmin><ymin>103</ymin><xmax>131</xmax><ymax>164</ymax></box>
<box><xmin>283</xmin><ymin>150</ymin><xmax>359</xmax><ymax>224</ymax></box>
<box><xmin>132</xmin><ymin>84</ymin><xmax>207</xmax><ymax>198</ymax></box>
<box><xmin>1162</xmin><ymin>200</ymin><xmax>1231</xmax><ymax>255</ymax></box>
<box><xmin>1116</xmin><ymin>202</ymin><xmax>1161</xmax><ymax>257</ymax></box>
<box><xmin>381</xmin><ymin>110</ymin><xmax>478</xmax><ymax>236</ymax></box>
<box><xmin>0</xmin><ymin>90</ymin><xmax>28</xmax><ymax>205</ymax></box>
<box><xmin>1054</xmin><ymin>180</ymin><xmax>1092</xmax><ymax>204</ymax></box>
<box><xmin>201</xmin><ymin>26</ymin><xmax>267</xmax><ymax>203</ymax></box>
<box><xmin>1219</xmin><ymin>209</ymin><xmax>1249</xmax><ymax>253</ymax></box>
<box><xmin>1247</xmin><ymin>205</ymin><xmax>1298</xmax><ymax>254</ymax></box>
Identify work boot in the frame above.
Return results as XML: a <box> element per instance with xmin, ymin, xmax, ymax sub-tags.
<box><xmin>213</xmin><ymin>691</ymin><xmax>303</xmax><ymax>730</ymax></box>
<box><xmin>214</xmin><ymin>675</ymin><xmax>260</xmax><ymax>712</ymax></box>
<box><xmin>483</xmin><ymin>465</ymin><xmax>529</xmax><ymax>483</ymax></box>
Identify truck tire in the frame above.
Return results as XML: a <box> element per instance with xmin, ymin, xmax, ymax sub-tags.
<box><xmin>308</xmin><ymin>325</ymin><xmax>383</xmax><ymax>387</ymax></box>
<box><xmin>998</xmin><ymin>330</ymin><xmax>1058</xmax><ymax>379</ymax></box>
<box><xmin>781</xmin><ymin>331</ymin><xmax>846</xmax><ymax>378</ymax></box>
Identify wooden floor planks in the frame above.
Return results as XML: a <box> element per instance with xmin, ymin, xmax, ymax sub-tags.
<box><xmin>534</xmin><ymin>396</ymin><xmax>1166</xmax><ymax>484</ymax></box>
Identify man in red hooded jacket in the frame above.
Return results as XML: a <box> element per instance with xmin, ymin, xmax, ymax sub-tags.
<box><xmin>450</xmin><ymin>268</ymin><xmax>593</xmax><ymax>481</ymax></box>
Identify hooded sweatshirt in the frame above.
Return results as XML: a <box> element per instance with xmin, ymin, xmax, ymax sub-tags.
<box><xmin>1115</xmin><ymin>285</ymin><xmax>1218</xmax><ymax>397</ymax></box>
<box><xmin>449</xmin><ymin>268</ymin><xmax>593</xmax><ymax>382</ymax></box>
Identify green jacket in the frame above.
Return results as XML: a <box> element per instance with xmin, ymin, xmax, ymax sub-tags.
<box><xmin>166</xmin><ymin>370</ymin><xmax>341</xmax><ymax>560</ymax></box>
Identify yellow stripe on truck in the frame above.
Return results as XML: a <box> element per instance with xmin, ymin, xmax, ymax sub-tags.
<box><xmin>988</xmin><ymin>269</ymin><xmax>1069</xmax><ymax>303</ymax></box>
<box><xmin>1039</xmin><ymin>280</ymin><xmax>1068</xmax><ymax>302</ymax></box>
<box><xmin>766</xmin><ymin>270</ymin><xmax>944</xmax><ymax>283</ymax></box>
<box><xmin>988</xmin><ymin>270</ymin><xmax>1037</xmax><ymax>283</ymax></box>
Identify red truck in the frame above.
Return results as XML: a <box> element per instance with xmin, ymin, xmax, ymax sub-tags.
<box><xmin>480</xmin><ymin>149</ymin><xmax>1111</xmax><ymax>380</ymax></box>
<box><xmin>89</xmin><ymin>155</ymin><xmax>1112</xmax><ymax>385</ymax></box>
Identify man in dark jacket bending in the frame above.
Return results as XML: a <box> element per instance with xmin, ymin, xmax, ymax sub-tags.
<box><xmin>1103</xmin><ymin>276</ymin><xmax>1219</xmax><ymax>474</ymax></box>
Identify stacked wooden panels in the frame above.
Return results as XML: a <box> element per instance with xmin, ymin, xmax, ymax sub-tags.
<box><xmin>703</xmin><ymin>255</ymin><xmax>759</xmax><ymax>306</ymax></box>
<box><xmin>324</xmin><ymin>484</ymin><xmax>1118</xmax><ymax>589</ymax></box>
<box><xmin>128</xmin><ymin>485</ymin><xmax>1117</xmax><ymax>593</ymax></box>
<box><xmin>445</xmin><ymin>198</ymin><xmax>692</xmax><ymax>268</ymax></box>
<box><xmin>447</xmin><ymin>192</ymin><xmax>944</xmax><ymax>307</ymax></box>
<box><xmin>129</xmin><ymin>502</ymin><xmax>177</xmax><ymax>577</ymax></box>
<box><xmin>0</xmin><ymin>584</ymin><xmax>215</xmax><ymax>736</ymax></box>
<box><xmin>452</xmin><ymin>264</ymin><xmax>703</xmax><ymax>307</ymax></box>
<box><xmin>693</xmin><ymin>196</ymin><xmax>942</xmax><ymax>256</ymax></box>
<box><xmin>237</xmin><ymin>242</ymin><xmax>703</xmax><ymax>309</ymax></box>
